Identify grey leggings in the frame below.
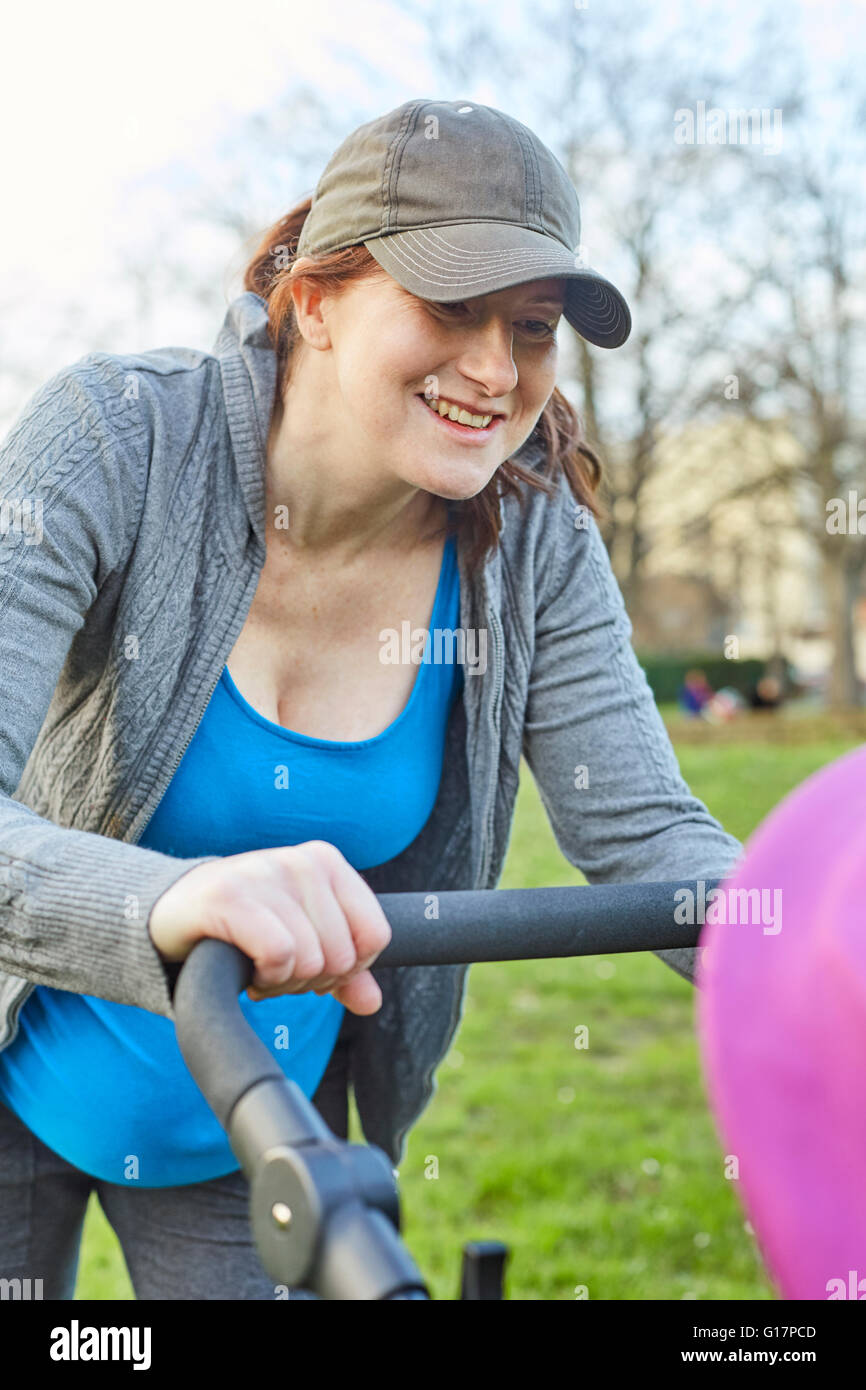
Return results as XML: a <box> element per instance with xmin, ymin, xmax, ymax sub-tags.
<box><xmin>0</xmin><ymin>1031</ymin><xmax>350</xmax><ymax>1301</ymax></box>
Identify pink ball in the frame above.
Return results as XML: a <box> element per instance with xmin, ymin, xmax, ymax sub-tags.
<box><xmin>697</xmin><ymin>743</ymin><xmax>866</xmax><ymax>1301</ymax></box>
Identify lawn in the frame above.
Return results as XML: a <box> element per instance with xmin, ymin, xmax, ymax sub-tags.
<box><xmin>75</xmin><ymin>707</ymin><xmax>865</xmax><ymax>1300</ymax></box>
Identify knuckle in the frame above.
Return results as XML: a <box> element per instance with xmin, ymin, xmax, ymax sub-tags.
<box><xmin>360</xmin><ymin>886</ymin><xmax>392</xmax><ymax>939</ymax></box>
<box><xmin>279</xmin><ymin>861</ymin><xmax>321</xmax><ymax>909</ymax></box>
<box><xmin>303</xmin><ymin>839</ymin><xmax>344</xmax><ymax>863</ymax></box>
<box><xmin>285</xmin><ymin>845</ymin><xmax>327</xmax><ymax>888</ymax></box>
<box><xmin>254</xmin><ymin>940</ymin><xmax>296</xmax><ymax>978</ymax></box>
<box><xmin>327</xmin><ymin>945</ymin><xmax>357</xmax><ymax>977</ymax></box>
<box><xmin>293</xmin><ymin>940</ymin><xmax>325</xmax><ymax>975</ymax></box>
<box><xmin>361</xmin><ymin>914</ymin><xmax>392</xmax><ymax>954</ymax></box>
<box><xmin>207</xmin><ymin>877</ymin><xmax>250</xmax><ymax>920</ymax></box>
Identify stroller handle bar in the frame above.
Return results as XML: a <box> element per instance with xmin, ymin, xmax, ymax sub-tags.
<box><xmin>173</xmin><ymin>879</ymin><xmax>712</xmax><ymax>1133</ymax></box>
<box><xmin>171</xmin><ymin>879</ymin><xmax>714</xmax><ymax>1298</ymax></box>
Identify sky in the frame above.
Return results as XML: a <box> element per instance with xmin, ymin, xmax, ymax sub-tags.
<box><xmin>0</xmin><ymin>0</ymin><xmax>862</xmax><ymax>424</ymax></box>
<box><xmin>1</xmin><ymin>1</ymin><xmax>418</xmax><ymax>293</ymax></box>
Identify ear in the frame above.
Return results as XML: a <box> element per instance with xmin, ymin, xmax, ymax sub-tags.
<box><xmin>289</xmin><ymin>270</ymin><xmax>332</xmax><ymax>352</ymax></box>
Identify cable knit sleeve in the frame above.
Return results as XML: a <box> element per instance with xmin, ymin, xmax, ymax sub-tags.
<box><xmin>0</xmin><ymin>359</ymin><xmax>219</xmax><ymax>1017</ymax></box>
<box><xmin>521</xmin><ymin>477</ymin><xmax>744</xmax><ymax>985</ymax></box>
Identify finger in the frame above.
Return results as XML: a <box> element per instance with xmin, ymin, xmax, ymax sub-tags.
<box><xmin>331</xmin><ymin>969</ymin><xmax>383</xmax><ymax>1016</ymax></box>
<box><xmin>220</xmin><ymin>854</ymin><xmax>331</xmax><ymax>984</ymax></box>
<box><xmin>243</xmin><ymin>907</ymin><xmax>351</xmax><ymax>1000</ymax></box>
<box><xmin>215</xmin><ymin>902</ymin><xmax>296</xmax><ymax>993</ymax></box>
<box><xmin>253</xmin><ymin>891</ymin><xmax>327</xmax><ymax>984</ymax></box>
<box><xmin>310</xmin><ymin>845</ymin><xmax>393</xmax><ymax>962</ymax></box>
<box><xmin>286</xmin><ymin>846</ymin><xmax>358</xmax><ymax>978</ymax></box>
<box><xmin>310</xmin><ymin>945</ymin><xmax>381</xmax><ymax>995</ymax></box>
<box><xmin>227</xmin><ymin>900</ymin><xmax>321</xmax><ymax>995</ymax></box>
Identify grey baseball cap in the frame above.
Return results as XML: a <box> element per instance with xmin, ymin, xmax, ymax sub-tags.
<box><xmin>295</xmin><ymin>98</ymin><xmax>631</xmax><ymax>349</ymax></box>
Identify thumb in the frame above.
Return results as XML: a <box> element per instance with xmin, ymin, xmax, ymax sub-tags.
<box><xmin>331</xmin><ymin>969</ymin><xmax>383</xmax><ymax>1016</ymax></box>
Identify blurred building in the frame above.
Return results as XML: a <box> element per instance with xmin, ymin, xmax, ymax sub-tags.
<box><xmin>611</xmin><ymin>414</ymin><xmax>866</xmax><ymax>684</ymax></box>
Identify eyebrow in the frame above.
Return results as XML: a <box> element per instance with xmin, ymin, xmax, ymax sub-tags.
<box><xmin>430</xmin><ymin>294</ymin><xmax>565</xmax><ymax>312</ymax></box>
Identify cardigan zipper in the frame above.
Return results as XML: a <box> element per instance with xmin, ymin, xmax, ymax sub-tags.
<box><xmin>478</xmin><ymin>605</ymin><xmax>504</xmax><ymax>885</ymax></box>
<box><xmin>129</xmin><ymin>666</ymin><xmax>226</xmax><ymax>847</ymax></box>
<box><xmin>127</xmin><ymin>552</ymin><xmax>264</xmax><ymax>847</ymax></box>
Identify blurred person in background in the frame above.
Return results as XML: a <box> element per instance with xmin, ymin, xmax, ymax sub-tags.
<box><xmin>678</xmin><ymin>668</ymin><xmax>715</xmax><ymax>717</ymax></box>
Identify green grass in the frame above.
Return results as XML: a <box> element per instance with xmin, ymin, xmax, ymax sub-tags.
<box><xmin>75</xmin><ymin>709</ymin><xmax>863</xmax><ymax>1300</ymax></box>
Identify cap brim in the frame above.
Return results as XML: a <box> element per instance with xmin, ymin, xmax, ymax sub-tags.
<box><xmin>362</xmin><ymin>222</ymin><xmax>631</xmax><ymax>349</ymax></box>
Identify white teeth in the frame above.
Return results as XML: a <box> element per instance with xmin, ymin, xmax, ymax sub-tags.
<box><xmin>422</xmin><ymin>396</ymin><xmax>492</xmax><ymax>429</ymax></box>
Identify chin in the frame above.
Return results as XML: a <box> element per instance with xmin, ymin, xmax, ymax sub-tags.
<box><xmin>405</xmin><ymin>458</ymin><xmax>501</xmax><ymax>502</ymax></box>
<box><xmin>423</xmin><ymin>477</ymin><xmax>493</xmax><ymax>505</ymax></box>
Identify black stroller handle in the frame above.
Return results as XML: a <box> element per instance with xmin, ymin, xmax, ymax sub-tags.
<box><xmin>173</xmin><ymin>938</ymin><xmax>430</xmax><ymax>1297</ymax></box>
<box><xmin>173</xmin><ymin>879</ymin><xmax>710</xmax><ymax>1128</ymax></box>
<box><xmin>172</xmin><ymin>879</ymin><xmax>714</xmax><ymax>1298</ymax></box>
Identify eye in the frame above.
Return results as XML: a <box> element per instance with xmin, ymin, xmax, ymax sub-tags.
<box><xmin>520</xmin><ymin>319</ymin><xmax>558</xmax><ymax>338</ymax></box>
<box><xmin>426</xmin><ymin>301</ymin><xmax>559</xmax><ymax>337</ymax></box>
<box><xmin>432</xmin><ymin>300</ymin><xmax>471</xmax><ymax>316</ymax></box>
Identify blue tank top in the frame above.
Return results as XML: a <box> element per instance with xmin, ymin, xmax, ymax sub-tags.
<box><xmin>0</xmin><ymin>534</ymin><xmax>463</xmax><ymax>1187</ymax></box>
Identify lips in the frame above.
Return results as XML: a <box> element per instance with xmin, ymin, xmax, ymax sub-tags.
<box><xmin>416</xmin><ymin>392</ymin><xmax>505</xmax><ymax>419</ymax></box>
<box><xmin>415</xmin><ymin>393</ymin><xmax>503</xmax><ymax>438</ymax></box>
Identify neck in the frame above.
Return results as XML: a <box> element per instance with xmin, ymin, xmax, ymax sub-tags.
<box><xmin>264</xmin><ymin>368</ymin><xmax>447</xmax><ymax>565</ymax></box>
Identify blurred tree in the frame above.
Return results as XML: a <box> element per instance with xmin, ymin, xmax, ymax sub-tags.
<box><xmin>749</xmin><ymin>80</ymin><xmax>866</xmax><ymax>707</ymax></box>
<box><xmin>408</xmin><ymin>0</ymin><xmax>864</xmax><ymax>703</ymax></box>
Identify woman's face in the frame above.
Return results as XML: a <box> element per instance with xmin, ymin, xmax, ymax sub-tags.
<box><xmin>300</xmin><ymin>266</ymin><xmax>567</xmax><ymax>502</ymax></box>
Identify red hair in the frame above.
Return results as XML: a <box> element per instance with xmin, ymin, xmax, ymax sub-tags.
<box><xmin>241</xmin><ymin>195</ymin><xmax>605</xmax><ymax>575</ymax></box>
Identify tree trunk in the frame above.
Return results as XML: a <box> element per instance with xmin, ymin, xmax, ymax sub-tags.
<box><xmin>822</xmin><ymin>542</ymin><xmax>861</xmax><ymax>708</ymax></box>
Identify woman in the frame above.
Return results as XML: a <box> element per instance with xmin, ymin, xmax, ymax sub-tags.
<box><xmin>0</xmin><ymin>98</ymin><xmax>742</xmax><ymax>1300</ymax></box>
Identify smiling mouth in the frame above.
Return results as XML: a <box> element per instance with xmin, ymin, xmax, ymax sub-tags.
<box><xmin>416</xmin><ymin>393</ymin><xmax>504</xmax><ymax>435</ymax></box>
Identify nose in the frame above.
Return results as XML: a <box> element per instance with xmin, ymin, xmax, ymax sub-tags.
<box><xmin>454</xmin><ymin>315</ymin><xmax>519</xmax><ymax>402</ymax></box>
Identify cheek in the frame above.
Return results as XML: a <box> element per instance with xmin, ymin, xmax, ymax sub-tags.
<box><xmin>515</xmin><ymin>355</ymin><xmax>557</xmax><ymax>414</ymax></box>
<box><xmin>340</xmin><ymin>333</ymin><xmax>432</xmax><ymax>408</ymax></box>
<box><xmin>531</xmin><ymin>351</ymin><xmax>560</xmax><ymax>406</ymax></box>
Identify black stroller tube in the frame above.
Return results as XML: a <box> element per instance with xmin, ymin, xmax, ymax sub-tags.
<box><xmin>173</xmin><ymin>879</ymin><xmax>714</xmax><ymax>1297</ymax></box>
<box><xmin>371</xmin><ymin>879</ymin><xmax>713</xmax><ymax>966</ymax></box>
<box><xmin>173</xmin><ymin>880</ymin><xmax>711</xmax><ymax>1125</ymax></box>
<box><xmin>173</xmin><ymin>934</ymin><xmax>431</xmax><ymax>1297</ymax></box>
<box><xmin>173</xmin><ymin>934</ymin><xmax>273</xmax><ymax>1133</ymax></box>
